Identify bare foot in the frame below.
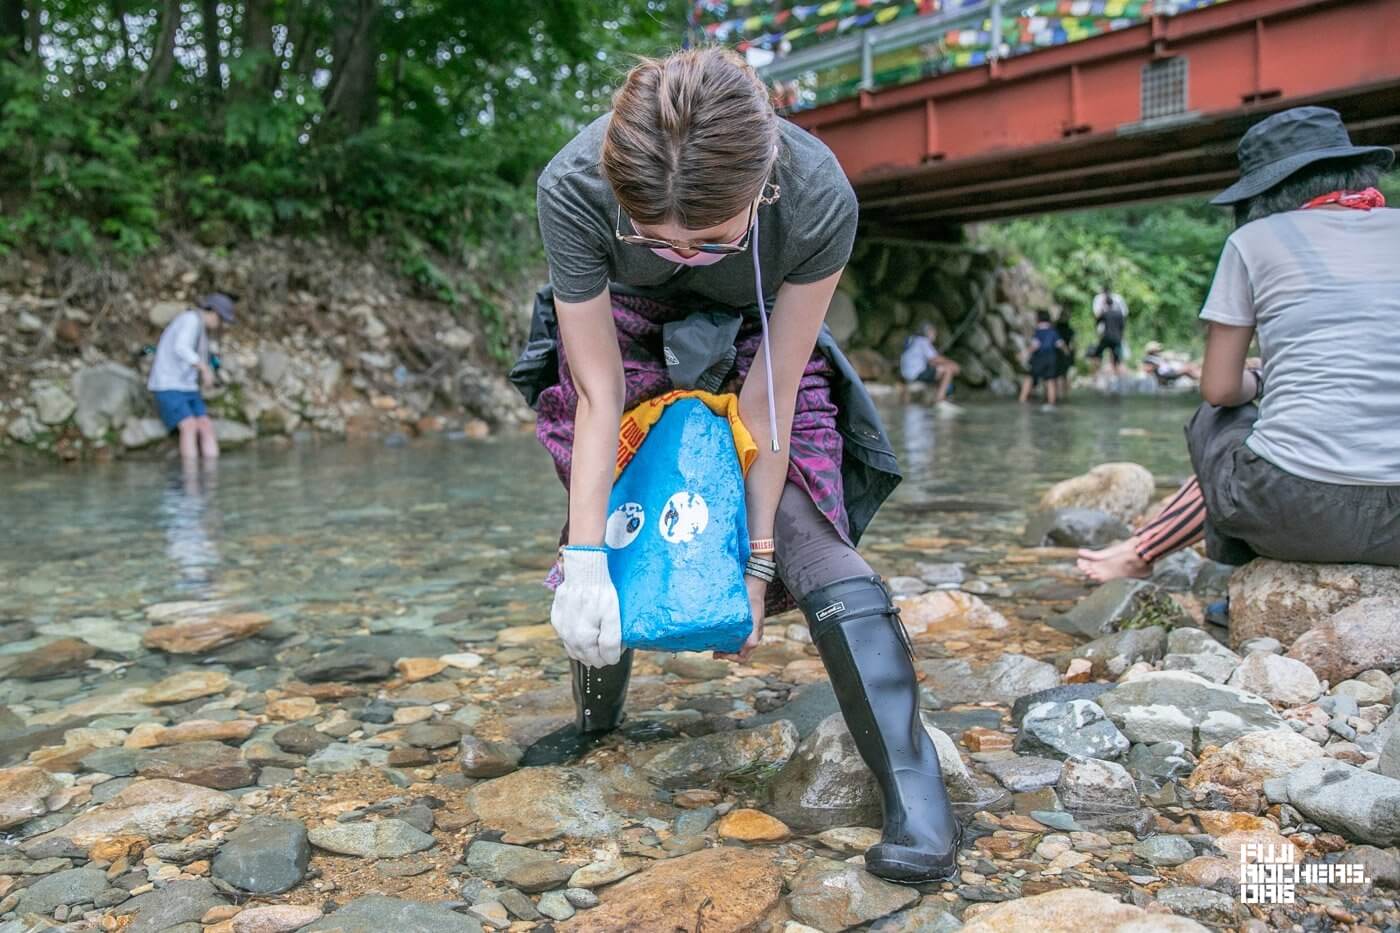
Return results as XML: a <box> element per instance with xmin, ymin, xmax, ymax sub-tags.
<box><xmin>1076</xmin><ymin>539</ymin><xmax>1152</xmax><ymax>583</ymax></box>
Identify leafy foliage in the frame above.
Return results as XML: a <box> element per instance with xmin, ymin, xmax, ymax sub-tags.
<box><xmin>0</xmin><ymin>0</ymin><xmax>679</xmax><ymax>286</ymax></box>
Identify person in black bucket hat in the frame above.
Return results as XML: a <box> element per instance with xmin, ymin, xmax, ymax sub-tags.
<box><xmin>1210</xmin><ymin>105</ymin><xmax>1394</xmax><ymax>210</ymax></box>
<box><xmin>1076</xmin><ymin>104</ymin><xmax>1400</xmax><ymax>590</ymax></box>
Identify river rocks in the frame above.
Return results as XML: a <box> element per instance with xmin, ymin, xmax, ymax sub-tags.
<box><xmin>1017</xmin><ymin>700</ymin><xmax>1129</xmax><ymax>760</ymax></box>
<box><xmin>32</xmin><ymin>382</ymin><xmax>76</xmax><ymax>425</ymax></box>
<box><xmin>786</xmin><ymin>857</ymin><xmax>918</xmax><ymax>931</ymax></box>
<box><xmin>982</xmin><ymin>755</ymin><xmax>1063</xmax><ymax>792</ymax></box>
<box><xmin>307</xmin><ymin>819</ymin><xmax>435</xmax><ymax>858</ymax></box>
<box><xmin>1181</xmin><ymin>728</ymin><xmax>1321</xmax><ymax>812</ymax></box>
<box><xmin>136</xmin><ymin>741</ymin><xmax>257</xmax><ymax>789</ymax></box>
<box><xmin>640</xmin><ymin>720</ymin><xmax>798</xmax><ymax>789</ymax></box>
<box><xmin>1287</xmin><ymin>597</ymin><xmax>1400</xmax><ymax>684</ymax></box>
<box><xmin>231</xmin><ymin>905</ymin><xmax>324</xmax><ymax>933</ymax></box>
<box><xmin>960</xmin><ymin>887</ymin><xmax>1208</xmax><ymax>932</ymax></box>
<box><xmin>918</xmin><ymin>653</ymin><xmax>1059</xmax><ymax>705</ymax></box>
<box><xmin>139</xmin><ymin>670</ymin><xmax>231</xmax><ymax>704</ymax></box>
<box><xmin>24</xmin><ymin>779</ymin><xmax>233</xmax><ymax>853</ymax></box>
<box><xmin>458</xmin><ymin>735</ymin><xmax>522</xmax><ymax>778</ymax></box>
<box><xmin>15</xmin><ymin>867</ymin><xmax>108</xmax><ymax>915</ymax></box>
<box><xmin>1227</xmin><ymin>652</ymin><xmax>1322</xmax><ymax>706</ymax></box>
<box><xmin>136</xmin><ymin>718</ymin><xmax>259</xmax><ymax>748</ymax></box>
<box><xmin>1051</xmin><ymin>579</ymin><xmax>1187</xmax><ymax>638</ymax></box>
<box><xmin>401</xmin><ymin>721</ymin><xmax>462</xmax><ymax>749</ymax></box>
<box><xmin>1022</xmin><ymin>508</ymin><xmax>1130</xmax><ymax>548</ymax></box>
<box><xmin>1283</xmin><ymin>759</ymin><xmax>1400</xmax><ymax>845</ymax></box>
<box><xmin>212</xmin><ymin>818</ymin><xmax>310</xmax><ymax>894</ymax></box>
<box><xmin>766</xmin><ymin>714</ymin><xmax>881</xmax><ymax>832</ymax></box>
<box><xmin>1039</xmin><ymin>463</ymin><xmax>1154</xmax><ymax>524</ymax></box>
<box><xmin>558</xmin><ymin>847</ymin><xmax>781</xmax><ymax>933</ymax></box>
<box><xmin>1133</xmin><ymin>834</ymin><xmax>1196</xmax><ymax>866</ymax></box>
<box><xmin>306</xmin><ymin>743</ymin><xmax>388</xmax><ymax>775</ymax></box>
<box><xmin>297</xmin><ymin>651</ymin><xmax>394</xmax><ymax>682</ymax></box>
<box><xmin>1096</xmin><ymin>671</ymin><xmax>1285</xmax><ymax>753</ymax></box>
<box><xmin>661</xmin><ymin>652</ymin><xmax>731</xmax><ymax>680</ymax></box>
<box><xmin>1162</xmin><ymin>627</ymin><xmax>1241</xmax><ymax>684</ymax></box>
<box><xmin>1011</xmin><ymin>684</ymin><xmax>1113</xmax><ymax>727</ymax></box>
<box><xmin>1230</xmin><ymin>560</ymin><xmax>1400</xmax><ymax>649</ymax></box>
<box><xmin>121</xmin><ymin>417</ymin><xmax>168</xmax><ymax>449</ymax></box>
<box><xmin>0</xmin><ymin>765</ymin><xmax>61</xmax><ymax>829</ymax></box>
<box><xmin>1057</xmin><ymin>756</ymin><xmax>1139</xmax><ymax>812</ymax></box>
<box><xmin>896</xmin><ymin>589</ymin><xmax>1009</xmax><ymax>636</ymax></box>
<box><xmin>116</xmin><ymin>879</ymin><xmax>229</xmax><ymax>933</ymax></box>
<box><xmin>273</xmin><ymin>724</ymin><xmax>332</xmax><ymax>755</ymax></box>
<box><xmin>73</xmin><ymin>362</ymin><xmax>144</xmax><ymax>440</ymax></box>
<box><xmin>468</xmin><ymin>765</ymin><xmax>664</xmax><ymax>844</ymax></box>
<box><xmin>716</xmin><ymin>808</ymin><xmax>790</xmax><ymax>842</ymax></box>
<box><xmin>465</xmin><ymin>840</ymin><xmax>572</xmax><ymax>890</ymax></box>
<box><xmin>1067</xmin><ymin>627</ymin><xmax>1167</xmax><ymax>679</ymax></box>
<box><xmin>302</xmin><ymin>896</ymin><xmax>484</xmax><ymax>933</ymax></box>
<box><xmin>142</xmin><ymin>613</ymin><xmax>271</xmax><ymax>654</ymax></box>
<box><xmin>0</xmin><ymin>637</ymin><xmax>96</xmax><ymax>680</ymax></box>
<box><xmin>1125</xmin><ymin>741</ymin><xmax>1196</xmax><ymax>784</ymax></box>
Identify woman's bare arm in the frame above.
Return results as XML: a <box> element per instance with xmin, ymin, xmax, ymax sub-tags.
<box><xmin>555</xmin><ymin>290</ymin><xmax>625</xmax><ymax>545</ymax></box>
<box><xmin>1200</xmin><ymin>321</ymin><xmax>1258</xmax><ymax>407</ymax></box>
<box><xmin>739</xmin><ymin>272</ymin><xmax>841</xmax><ymax>546</ymax></box>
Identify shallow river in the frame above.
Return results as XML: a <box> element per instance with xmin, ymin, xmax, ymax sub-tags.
<box><xmin>0</xmin><ymin>395</ymin><xmax>1197</xmax><ymax>650</ymax></box>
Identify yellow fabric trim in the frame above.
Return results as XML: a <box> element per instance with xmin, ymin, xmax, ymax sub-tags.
<box><xmin>615</xmin><ymin>389</ymin><xmax>758</xmax><ymax>480</ymax></box>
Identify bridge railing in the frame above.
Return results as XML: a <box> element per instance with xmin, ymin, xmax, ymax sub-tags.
<box><xmin>689</xmin><ymin>0</ymin><xmax>1228</xmax><ymax>112</ymax></box>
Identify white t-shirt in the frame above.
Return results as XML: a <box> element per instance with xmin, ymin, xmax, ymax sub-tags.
<box><xmin>1199</xmin><ymin>207</ymin><xmax>1400</xmax><ymax>485</ymax></box>
<box><xmin>147</xmin><ymin>310</ymin><xmax>208</xmax><ymax>392</ymax></box>
<box><xmin>900</xmin><ymin>335</ymin><xmax>938</xmax><ymax>381</ymax></box>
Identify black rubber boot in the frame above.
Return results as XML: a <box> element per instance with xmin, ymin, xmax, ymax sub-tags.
<box><xmin>800</xmin><ymin>575</ymin><xmax>963</xmax><ymax>883</ymax></box>
<box><xmin>519</xmin><ymin>651</ymin><xmax>634</xmax><ymax>767</ymax></box>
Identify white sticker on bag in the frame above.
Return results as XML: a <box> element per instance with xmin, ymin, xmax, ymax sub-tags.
<box><xmin>605</xmin><ymin>502</ymin><xmax>645</xmax><ymax>549</ymax></box>
<box><xmin>660</xmin><ymin>492</ymin><xmax>708</xmax><ymax>544</ymax></box>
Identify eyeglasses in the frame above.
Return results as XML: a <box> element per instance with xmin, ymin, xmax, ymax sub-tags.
<box><xmin>614</xmin><ymin>182</ymin><xmax>780</xmax><ymax>255</ymax></box>
<box><xmin>615</xmin><ymin>201</ymin><xmax>755</xmax><ymax>255</ymax></box>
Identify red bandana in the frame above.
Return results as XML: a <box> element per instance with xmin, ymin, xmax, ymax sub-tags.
<box><xmin>1300</xmin><ymin>187</ymin><xmax>1387</xmax><ymax>211</ymax></box>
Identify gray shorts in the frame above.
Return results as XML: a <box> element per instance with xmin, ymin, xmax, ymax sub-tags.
<box><xmin>1185</xmin><ymin>403</ymin><xmax>1400</xmax><ymax>567</ymax></box>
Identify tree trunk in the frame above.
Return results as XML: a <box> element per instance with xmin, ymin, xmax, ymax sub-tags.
<box><xmin>200</xmin><ymin>0</ymin><xmax>221</xmax><ymax>91</ymax></box>
<box><xmin>240</xmin><ymin>0</ymin><xmax>274</xmax><ymax>93</ymax></box>
<box><xmin>24</xmin><ymin>0</ymin><xmax>39</xmax><ymax>57</ymax></box>
<box><xmin>142</xmin><ymin>0</ymin><xmax>181</xmax><ymax>97</ymax></box>
<box><xmin>323</xmin><ymin>0</ymin><xmax>379</xmax><ymax>135</ymax></box>
<box><xmin>1</xmin><ymin>0</ymin><xmax>26</xmax><ymax>60</ymax></box>
<box><xmin>111</xmin><ymin>0</ymin><xmax>129</xmax><ymax>66</ymax></box>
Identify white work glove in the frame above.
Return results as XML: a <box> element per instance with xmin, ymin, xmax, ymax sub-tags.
<box><xmin>551</xmin><ymin>546</ymin><xmax>623</xmax><ymax>668</ymax></box>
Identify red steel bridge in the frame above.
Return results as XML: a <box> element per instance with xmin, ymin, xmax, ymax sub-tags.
<box><xmin>741</xmin><ymin>0</ymin><xmax>1400</xmax><ymax>232</ymax></box>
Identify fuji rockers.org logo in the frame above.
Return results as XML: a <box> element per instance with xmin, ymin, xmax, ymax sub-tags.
<box><xmin>1238</xmin><ymin>841</ymin><xmax>1369</xmax><ymax>904</ymax></box>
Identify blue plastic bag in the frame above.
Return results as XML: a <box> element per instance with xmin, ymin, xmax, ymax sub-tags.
<box><xmin>605</xmin><ymin>396</ymin><xmax>752</xmax><ymax>653</ymax></box>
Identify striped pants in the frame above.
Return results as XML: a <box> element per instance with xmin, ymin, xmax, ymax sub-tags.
<box><xmin>1135</xmin><ymin>477</ymin><xmax>1207</xmax><ymax>564</ymax></box>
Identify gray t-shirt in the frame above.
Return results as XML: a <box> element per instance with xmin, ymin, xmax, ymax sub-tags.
<box><xmin>147</xmin><ymin>309</ymin><xmax>208</xmax><ymax>393</ymax></box>
<box><xmin>536</xmin><ymin>114</ymin><xmax>858</xmax><ymax>309</ymax></box>
<box><xmin>1200</xmin><ymin>207</ymin><xmax>1400</xmax><ymax>485</ymax></box>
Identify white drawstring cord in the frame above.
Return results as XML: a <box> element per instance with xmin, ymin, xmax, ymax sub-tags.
<box><xmin>750</xmin><ymin>211</ymin><xmax>780</xmax><ymax>453</ymax></box>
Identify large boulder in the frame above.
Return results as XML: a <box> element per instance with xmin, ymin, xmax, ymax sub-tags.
<box><xmin>557</xmin><ymin>847</ymin><xmax>781</xmax><ymax>933</ymax></box>
<box><xmin>1050</xmin><ymin>579</ymin><xmax>1188</xmax><ymax>638</ymax></box>
<box><xmin>1287</xmin><ymin>598</ymin><xmax>1400</xmax><ymax>684</ymax></box>
<box><xmin>73</xmin><ymin>362</ymin><xmax>145</xmax><ymax>440</ymax></box>
<box><xmin>1186</xmin><ymin>729</ymin><xmax>1325</xmax><ymax>811</ymax></box>
<box><xmin>1039</xmin><ymin>463</ymin><xmax>1155</xmax><ymax>524</ymax></box>
<box><xmin>1096</xmin><ymin>671</ymin><xmax>1285</xmax><ymax>754</ymax></box>
<box><xmin>1283</xmin><ymin>760</ymin><xmax>1400</xmax><ymax>846</ymax></box>
<box><xmin>1229</xmin><ymin>560</ymin><xmax>1400</xmax><ymax>649</ymax></box>
<box><xmin>960</xmin><ymin>889</ymin><xmax>1209</xmax><ymax>933</ymax></box>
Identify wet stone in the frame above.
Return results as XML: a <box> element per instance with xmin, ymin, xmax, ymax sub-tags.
<box><xmin>301</xmin><ymin>896</ymin><xmax>483</xmax><ymax>933</ymax></box>
<box><xmin>135</xmin><ymin>741</ymin><xmax>257</xmax><ymax>789</ymax></box>
<box><xmin>273</xmin><ymin>725</ymin><xmax>332</xmax><ymax>755</ymax></box>
<box><xmin>297</xmin><ymin>652</ymin><xmax>394</xmax><ymax>683</ymax></box>
<box><xmin>1021</xmin><ymin>507</ymin><xmax>1129</xmax><ymax>549</ymax></box>
<box><xmin>1133</xmin><ymin>834</ymin><xmax>1196</xmax><ymax>866</ymax></box>
<box><xmin>211</xmin><ymin>818</ymin><xmax>310</xmax><ymax>895</ymax></box>
<box><xmin>982</xmin><ymin>755</ymin><xmax>1062</xmax><ymax>792</ymax></box>
<box><xmin>15</xmin><ymin>867</ymin><xmax>108</xmax><ymax>915</ymax></box>
<box><xmin>1011</xmin><ymin>684</ymin><xmax>1113</xmax><ymax>728</ymax></box>
<box><xmin>115</xmin><ymin>879</ymin><xmax>228</xmax><ymax>933</ymax></box>
<box><xmin>1066</xmin><ymin>627</ymin><xmax>1167</xmax><ymax>679</ymax></box>
<box><xmin>1016</xmin><ymin>700</ymin><xmax>1129</xmax><ymax>761</ymax></box>
<box><xmin>537</xmin><ymin>890</ymin><xmax>575</xmax><ymax>921</ymax></box>
<box><xmin>1050</xmin><ymin>579</ymin><xmax>1187</xmax><ymax>638</ymax></box>
<box><xmin>401</xmin><ymin>722</ymin><xmax>462</xmax><ymax>749</ymax></box>
<box><xmin>457</xmin><ymin>736</ymin><xmax>521</xmax><ymax>779</ymax></box>
<box><xmin>1154</xmin><ymin>885</ymin><xmax>1240</xmax><ymax>925</ymax></box>
<box><xmin>1057</xmin><ymin>757</ymin><xmax>1139</xmax><ymax>813</ymax></box>
<box><xmin>786</xmin><ymin>857</ymin><xmax>919</xmax><ymax>931</ymax></box>
<box><xmin>307</xmin><ymin>819</ymin><xmax>435</xmax><ymax>858</ymax></box>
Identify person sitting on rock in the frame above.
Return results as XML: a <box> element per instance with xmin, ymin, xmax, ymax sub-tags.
<box><xmin>1140</xmin><ymin>341</ymin><xmax>1201</xmax><ymax>387</ymax></box>
<box><xmin>899</xmin><ymin>320</ymin><xmax>961</xmax><ymax>406</ymax></box>
<box><xmin>147</xmin><ymin>293</ymin><xmax>235</xmax><ymax>461</ymax></box>
<box><xmin>1078</xmin><ymin>107</ymin><xmax>1400</xmax><ymax>584</ymax></box>
<box><xmin>508</xmin><ymin>47</ymin><xmax>962</xmax><ymax>883</ymax></box>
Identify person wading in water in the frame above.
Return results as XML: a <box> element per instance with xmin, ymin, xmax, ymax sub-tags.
<box><xmin>508</xmin><ymin>48</ymin><xmax>962</xmax><ymax>883</ymax></box>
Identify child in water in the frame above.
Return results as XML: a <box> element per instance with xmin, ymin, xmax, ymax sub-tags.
<box><xmin>1019</xmin><ymin>310</ymin><xmax>1067</xmax><ymax>406</ymax></box>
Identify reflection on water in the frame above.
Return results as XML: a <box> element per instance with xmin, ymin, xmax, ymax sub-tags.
<box><xmin>0</xmin><ymin>397</ymin><xmax>1200</xmax><ymax>629</ymax></box>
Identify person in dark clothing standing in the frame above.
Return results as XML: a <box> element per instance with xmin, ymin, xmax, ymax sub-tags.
<box><xmin>1053</xmin><ymin>313</ymin><xmax>1075</xmax><ymax>399</ymax></box>
<box><xmin>1088</xmin><ymin>283</ymin><xmax>1127</xmax><ymax>376</ymax></box>
<box><xmin>1020</xmin><ymin>310</ymin><xmax>1067</xmax><ymax>406</ymax></box>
